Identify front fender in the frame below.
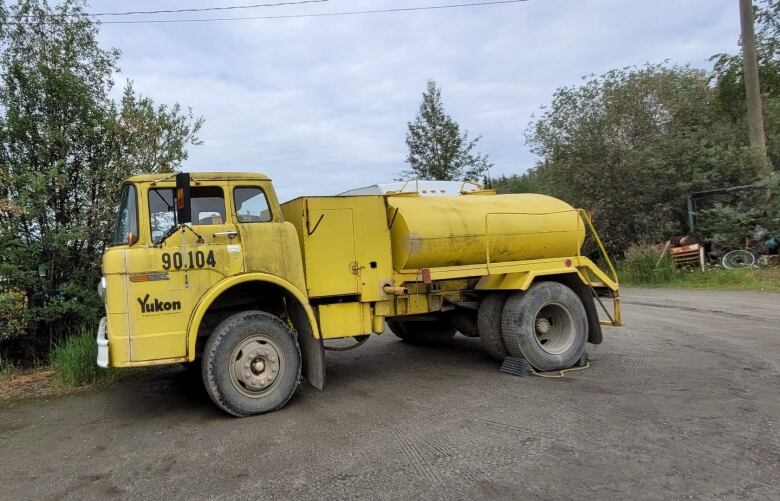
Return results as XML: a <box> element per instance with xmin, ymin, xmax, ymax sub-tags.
<box><xmin>186</xmin><ymin>272</ymin><xmax>320</xmax><ymax>360</ymax></box>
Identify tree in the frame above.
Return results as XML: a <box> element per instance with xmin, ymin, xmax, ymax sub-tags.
<box><xmin>0</xmin><ymin>0</ymin><xmax>203</xmax><ymax>363</ymax></box>
<box><xmin>402</xmin><ymin>80</ymin><xmax>492</xmax><ymax>181</ymax></box>
<box><xmin>712</xmin><ymin>0</ymin><xmax>780</xmax><ymax>171</ymax></box>
<box><xmin>526</xmin><ymin>64</ymin><xmax>757</xmax><ymax>254</ymax></box>
<box><xmin>505</xmin><ymin>2</ymin><xmax>780</xmax><ymax>256</ymax></box>
<box><xmin>489</xmin><ymin>171</ymin><xmax>541</xmax><ymax>194</ymax></box>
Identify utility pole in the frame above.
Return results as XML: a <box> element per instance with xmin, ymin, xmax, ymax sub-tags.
<box><xmin>739</xmin><ymin>0</ymin><xmax>769</xmax><ymax>178</ymax></box>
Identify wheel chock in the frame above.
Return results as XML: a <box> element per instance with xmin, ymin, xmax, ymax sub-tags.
<box><xmin>501</xmin><ymin>352</ymin><xmax>590</xmax><ymax>377</ymax></box>
<box><xmin>500</xmin><ymin>356</ymin><xmax>533</xmax><ymax>377</ymax></box>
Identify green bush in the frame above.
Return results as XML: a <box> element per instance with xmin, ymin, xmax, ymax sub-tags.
<box><xmin>0</xmin><ymin>291</ymin><xmax>27</xmax><ymax>343</ymax></box>
<box><xmin>620</xmin><ymin>244</ymin><xmax>678</xmax><ymax>285</ymax></box>
<box><xmin>0</xmin><ymin>362</ymin><xmax>13</xmax><ymax>381</ymax></box>
<box><xmin>695</xmin><ymin>200</ymin><xmax>769</xmax><ymax>248</ymax></box>
<box><xmin>51</xmin><ymin>327</ymin><xmax>118</xmax><ymax>387</ymax></box>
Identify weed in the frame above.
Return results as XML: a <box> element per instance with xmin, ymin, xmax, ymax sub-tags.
<box><xmin>620</xmin><ymin>244</ymin><xmax>677</xmax><ymax>284</ymax></box>
<box><xmin>51</xmin><ymin>326</ymin><xmax>118</xmax><ymax>387</ymax></box>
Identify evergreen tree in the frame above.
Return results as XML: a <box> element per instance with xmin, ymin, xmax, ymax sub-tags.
<box><xmin>402</xmin><ymin>80</ymin><xmax>492</xmax><ymax>181</ymax></box>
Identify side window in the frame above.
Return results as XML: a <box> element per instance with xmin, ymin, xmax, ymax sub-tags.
<box><xmin>149</xmin><ymin>186</ymin><xmax>226</xmax><ymax>243</ymax></box>
<box><xmin>234</xmin><ymin>187</ymin><xmax>272</xmax><ymax>223</ymax></box>
<box><xmin>191</xmin><ymin>186</ymin><xmax>226</xmax><ymax>225</ymax></box>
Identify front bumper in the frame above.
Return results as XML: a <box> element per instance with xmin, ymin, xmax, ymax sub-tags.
<box><xmin>96</xmin><ymin>316</ymin><xmax>109</xmax><ymax>368</ymax></box>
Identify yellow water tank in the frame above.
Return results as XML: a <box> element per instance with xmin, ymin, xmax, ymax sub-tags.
<box><xmin>387</xmin><ymin>194</ymin><xmax>585</xmax><ymax>270</ymax></box>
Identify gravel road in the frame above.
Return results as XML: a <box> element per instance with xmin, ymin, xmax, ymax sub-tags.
<box><xmin>1</xmin><ymin>288</ymin><xmax>778</xmax><ymax>500</ymax></box>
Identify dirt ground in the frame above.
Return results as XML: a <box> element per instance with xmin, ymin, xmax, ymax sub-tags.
<box><xmin>1</xmin><ymin>288</ymin><xmax>778</xmax><ymax>500</ymax></box>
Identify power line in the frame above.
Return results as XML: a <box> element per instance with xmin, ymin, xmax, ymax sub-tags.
<box><xmin>46</xmin><ymin>0</ymin><xmax>330</xmax><ymax>18</ymax></box>
<box><xmin>9</xmin><ymin>0</ymin><xmax>532</xmax><ymax>25</ymax></box>
<box><xmin>102</xmin><ymin>0</ymin><xmax>532</xmax><ymax>24</ymax></box>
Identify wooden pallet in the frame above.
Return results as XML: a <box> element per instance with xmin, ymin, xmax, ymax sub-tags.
<box><xmin>670</xmin><ymin>243</ymin><xmax>705</xmax><ymax>271</ymax></box>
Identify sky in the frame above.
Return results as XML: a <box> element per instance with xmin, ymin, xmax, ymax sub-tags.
<box><xmin>91</xmin><ymin>0</ymin><xmax>742</xmax><ymax>202</ymax></box>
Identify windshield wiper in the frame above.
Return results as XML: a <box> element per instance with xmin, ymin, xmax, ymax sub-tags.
<box><xmin>154</xmin><ymin>225</ymin><xmax>179</xmax><ymax>248</ymax></box>
<box><xmin>154</xmin><ymin>224</ymin><xmax>205</xmax><ymax>248</ymax></box>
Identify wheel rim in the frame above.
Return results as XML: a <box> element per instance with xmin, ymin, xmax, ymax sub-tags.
<box><xmin>228</xmin><ymin>334</ymin><xmax>284</xmax><ymax>398</ymax></box>
<box><xmin>532</xmin><ymin>302</ymin><xmax>576</xmax><ymax>355</ymax></box>
<box><xmin>723</xmin><ymin>250</ymin><xmax>755</xmax><ymax>269</ymax></box>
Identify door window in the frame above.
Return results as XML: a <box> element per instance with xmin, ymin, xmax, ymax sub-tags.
<box><xmin>149</xmin><ymin>186</ymin><xmax>226</xmax><ymax>243</ymax></box>
<box><xmin>234</xmin><ymin>187</ymin><xmax>272</xmax><ymax>223</ymax></box>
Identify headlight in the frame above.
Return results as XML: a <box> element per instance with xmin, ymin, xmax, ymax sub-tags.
<box><xmin>97</xmin><ymin>276</ymin><xmax>106</xmax><ymax>301</ymax></box>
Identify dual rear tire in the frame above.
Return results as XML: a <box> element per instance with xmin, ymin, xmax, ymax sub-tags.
<box><xmin>478</xmin><ymin>293</ymin><xmax>509</xmax><ymax>360</ymax></box>
<box><xmin>480</xmin><ymin>282</ymin><xmax>588</xmax><ymax>372</ymax></box>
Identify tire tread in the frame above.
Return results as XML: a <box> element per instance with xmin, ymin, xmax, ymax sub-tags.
<box><xmin>202</xmin><ymin>310</ymin><xmax>301</xmax><ymax>417</ymax></box>
<box><xmin>478</xmin><ymin>293</ymin><xmax>509</xmax><ymax>360</ymax></box>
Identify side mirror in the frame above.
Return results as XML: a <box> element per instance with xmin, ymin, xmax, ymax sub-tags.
<box><xmin>176</xmin><ymin>173</ymin><xmax>191</xmax><ymax>225</ymax></box>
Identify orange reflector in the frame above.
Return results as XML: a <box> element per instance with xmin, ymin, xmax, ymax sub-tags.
<box><xmin>421</xmin><ymin>268</ymin><xmax>432</xmax><ymax>284</ymax></box>
<box><xmin>130</xmin><ymin>273</ymin><xmax>169</xmax><ymax>283</ymax></box>
<box><xmin>564</xmin><ymin>259</ymin><xmax>572</xmax><ymax>267</ymax></box>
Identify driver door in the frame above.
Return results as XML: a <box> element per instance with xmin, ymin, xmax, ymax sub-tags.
<box><xmin>126</xmin><ymin>184</ymin><xmax>242</xmax><ymax>362</ymax></box>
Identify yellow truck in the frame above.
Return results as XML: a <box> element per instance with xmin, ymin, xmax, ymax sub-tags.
<box><xmin>98</xmin><ymin>172</ymin><xmax>621</xmax><ymax>416</ymax></box>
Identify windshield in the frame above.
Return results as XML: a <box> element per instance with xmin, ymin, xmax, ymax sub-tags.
<box><xmin>112</xmin><ymin>184</ymin><xmax>138</xmax><ymax>245</ymax></box>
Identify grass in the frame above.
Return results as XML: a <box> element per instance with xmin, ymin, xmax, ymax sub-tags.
<box><xmin>667</xmin><ymin>266</ymin><xmax>780</xmax><ymax>291</ymax></box>
<box><xmin>50</xmin><ymin>327</ymin><xmax>119</xmax><ymax>387</ymax></box>
<box><xmin>0</xmin><ymin>362</ymin><xmax>14</xmax><ymax>382</ymax></box>
<box><xmin>619</xmin><ymin>245</ymin><xmax>780</xmax><ymax>292</ymax></box>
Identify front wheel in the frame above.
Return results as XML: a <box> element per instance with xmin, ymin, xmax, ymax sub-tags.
<box><xmin>501</xmin><ymin>282</ymin><xmax>587</xmax><ymax>372</ymax></box>
<box><xmin>202</xmin><ymin>310</ymin><xmax>301</xmax><ymax>417</ymax></box>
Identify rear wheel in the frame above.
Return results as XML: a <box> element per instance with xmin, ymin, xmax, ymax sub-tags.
<box><xmin>501</xmin><ymin>282</ymin><xmax>587</xmax><ymax>372</ymax></box>
<box><xmin>478</xmin><ymin>293</ymin><xmax>509</xmax><ymax>360</ymax></box>
<box><xmin>452</xmin><ymin>310</ymin><xmax>480</xmax><ymax>338</ymax></box>
<box><xmin>386</xmin><ymin>317</ymin><xmax>456</xmax><ymax>345</ymax></box>
<box><xmin>202</xmin><ymin>310</ymin><xmax>301</xmax><ymax>417</ymax></box>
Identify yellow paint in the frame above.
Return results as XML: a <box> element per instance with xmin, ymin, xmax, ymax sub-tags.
<box><xmin>387</xmin><ymin>194</ymin><xmax>585</xmax><ymax>270</ymax></box>
<box><xmin>281</xmin><ymin>196</ymin><xmax>393</xmax><ymax>301</ymax></box>
<box><xmin>186</xmin><ymin>272</ymin><xmax>319</xmax><ymax>360</ymax></box>
<box><xmin>101</xmin><ymin>172</ymin><xmax>620</xmax><ymax>369</ymax></box>
<box><xmin>317</xmin><ymin>302</ymin><xmax>372</xmax><ymax>339</ymax></box>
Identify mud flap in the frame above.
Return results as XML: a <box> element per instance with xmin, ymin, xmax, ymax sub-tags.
<box><xmin>289</xmin><ymin>302</ymin><xmax>326</xmax><ymax>390</ymax></box>
<box><xmin>575</xmin><ymin>282</ymin><xmax>603</xmax><ymax>345</ymax></box>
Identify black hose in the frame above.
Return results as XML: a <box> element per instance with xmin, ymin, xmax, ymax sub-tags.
<box><xmin>323</xmin><ymin>335</ymin><xmax>371</xmax><ymax>352</ymax></box>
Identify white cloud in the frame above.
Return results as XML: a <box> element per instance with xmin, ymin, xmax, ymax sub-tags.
<box><xmin>94</xmin><ymin>0</ymin><xmax>740</xmax><ymax>201</ymax></box>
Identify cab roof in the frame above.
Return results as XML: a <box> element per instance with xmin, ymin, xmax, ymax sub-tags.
<box><xmin>126</xmin><ymin>172</ymin><xmax>271</xmax><ymax>183</ymax></box>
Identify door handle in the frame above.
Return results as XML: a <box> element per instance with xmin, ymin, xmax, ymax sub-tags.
<box><xmin>213</xmin><ymin>230</ymin><xmax>239</xmax><ymax>239</ymax></box>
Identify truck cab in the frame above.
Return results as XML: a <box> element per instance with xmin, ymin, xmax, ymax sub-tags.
<box><xmin>101</xmin><ymin>172</ymin><xmax>313</xmax><ymax>365</ymax></box>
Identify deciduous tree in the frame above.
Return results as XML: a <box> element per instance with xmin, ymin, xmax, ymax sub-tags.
<box><xmin>526</xmin><ymin>65</ymin><xmax>757</xmax><ymax>253</ymax></box>
<box><xmin>0</xmin><ymin>0</ymin><xmax>203</xmax><ymax>362</ymax></box>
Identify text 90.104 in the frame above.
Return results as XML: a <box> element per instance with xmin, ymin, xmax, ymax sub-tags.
<box><xmin>162</xmin><ymin>251</ymin><xmax>216</xmax><ymax>270</ymax></box>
